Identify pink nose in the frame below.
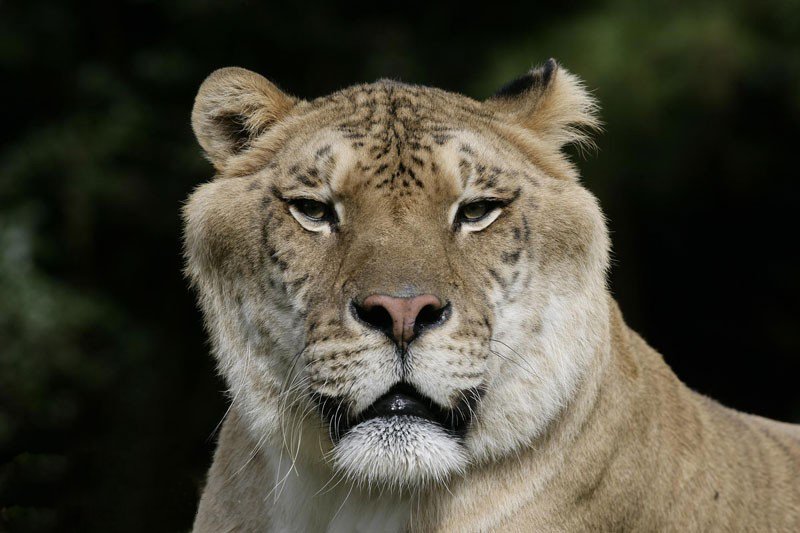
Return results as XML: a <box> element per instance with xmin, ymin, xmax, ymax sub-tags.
<box><xmin>358</xmin><ymin>294</ymin><xmax>448</xmax><ymax>349</ymax></box>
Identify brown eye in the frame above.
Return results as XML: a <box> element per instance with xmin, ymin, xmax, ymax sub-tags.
<box><xmin>292</xmin><ymin>199</ymin><xmax>333</xmax><ymax>221</ymax></box>
<box><xmin>460</xmin><ymin>201</ymin><xmax>489</xmax><ymax>221</ymax></box>
<box><xmin>457</xmin><ymin>200</ymin><xmax>501</xmax><ymax>223</ymax></box>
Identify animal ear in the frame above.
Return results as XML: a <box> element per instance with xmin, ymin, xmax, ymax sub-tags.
<box><xmin>486</xmin><ymin>59</ymin><xmax>600</xmax><ymax>153</ymax></box>
<box><xmin>191</xmin><ymin>67</ymin><xmax>297</xmax><ymax>171</ymax></box>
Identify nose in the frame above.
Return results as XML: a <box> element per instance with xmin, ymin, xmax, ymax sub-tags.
<box><xmin>352</xmin><ymin>294</ymin><xmax>450</xmax><ymax>350</ymax></box>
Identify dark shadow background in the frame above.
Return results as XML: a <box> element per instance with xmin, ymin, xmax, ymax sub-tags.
<box><xmin>2</xmin><ymin>0</ymin><xmax>799</xmax><ymax>531</ymax></box>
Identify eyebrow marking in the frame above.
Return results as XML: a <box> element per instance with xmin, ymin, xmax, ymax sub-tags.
<box><xmin>458</xmin><ymin>159</ymin><xmax>472</xmax><ymax>188</ymax></box>
<box><xmin>296</xmin><ymin>173</ymin><xmax>318</xmax><ymax>187</ymax></box>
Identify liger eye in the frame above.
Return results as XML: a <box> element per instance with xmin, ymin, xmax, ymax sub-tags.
<box><xmin>292</xmin><ymin>199</ymin><xmax>333</xmax><ymax>221</ymax></box>
<box><xmin>457</xmin><ymin>200</ymin><xmax>498</xmax><ymax>223</ymax></box>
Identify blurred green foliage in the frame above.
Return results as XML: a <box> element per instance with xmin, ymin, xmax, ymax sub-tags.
<box><xmin>1</xmin><ymin>0</ymin><xmax>799</xmax><ymax>531</ymax></box>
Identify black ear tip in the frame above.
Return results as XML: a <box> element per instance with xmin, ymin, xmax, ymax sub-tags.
<box><xmin>541</xmin><ymin>58</ymin><xmax>558</xmax><ymax>84</ymax></box>
<box><xmin>491</xmin><ymin>58</ymin><xmax>560</xmax><ymax>100</ymax></box>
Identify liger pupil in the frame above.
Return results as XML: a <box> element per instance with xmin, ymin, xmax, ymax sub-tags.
<box><xmin>463</xmin><ymin>202</ymin><xmax>487</xmax><ymax>220</ymax></box>
<box><xmin>300</xmin><ymin>201</ymin><xmax>327</xmax><ymax>219</ymax></box>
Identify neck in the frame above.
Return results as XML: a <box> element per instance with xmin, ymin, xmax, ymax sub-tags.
<box><xmin>264</xmin><ymin>448</ymin><xmax>413</xmax><ymax>532</ymax></box>
<box><xmin>194</xmin><ymin>406</ymin><xmax>418</xmax><ymax>532</ymax></box>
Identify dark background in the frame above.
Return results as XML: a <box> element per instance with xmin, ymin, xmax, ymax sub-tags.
<box><xmin>2</xmin><ymin>0</ymin><xmax>799</xmax><ymax>531</ymax></box>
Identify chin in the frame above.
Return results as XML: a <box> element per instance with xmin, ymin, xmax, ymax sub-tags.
<box><xmin>319</xmin><ymin>383</ymin><xmax>479</xmax><ymax>491</ymax></box>
<box><xmin>331</xmin><ymin>416</ymin><xmax>469</xmax><ymax>490</ymax></box>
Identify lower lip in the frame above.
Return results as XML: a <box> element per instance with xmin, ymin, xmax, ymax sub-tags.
<box><xmin>364</xmin><ymin>393</ymin><xmax>437</xmax><ymax>421</ymax></box>
<box><xmin>342</xmin><ymin>395</ymin><xmax>444</xmax><ymax>441</ymax></box>
<box><xmin>321</xmin><ymin>386</ymin><xmax>478</xmax><ymax>443</ymax></box>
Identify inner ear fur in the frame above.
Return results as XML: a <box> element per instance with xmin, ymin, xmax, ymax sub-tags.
<box><xmin>191</xmin><ymin>67</ymin><xmax>297</xmax><ymax>171</ymax></box>
<box><xmin>486</xmin><ymin>59</ymin><xmax>601</xmax><ymax>155</ymax></box>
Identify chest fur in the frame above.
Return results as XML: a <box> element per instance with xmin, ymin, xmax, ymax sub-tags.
<box><xmin>265</xmin><ymin>445</ymin><xmax>412</xmax><ymax>532</ymax></box>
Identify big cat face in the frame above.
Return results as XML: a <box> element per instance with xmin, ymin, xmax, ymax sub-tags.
<box><xmin>184</xmin><ymin>62</ymin><xmax>609</xmax><ymax>489</ymax></box>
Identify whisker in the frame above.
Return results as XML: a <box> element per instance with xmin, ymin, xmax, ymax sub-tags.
<box><xmin>330</xmin><ymin>480</ymin><xmax>355</xmax><ymax>524</ymax></box>
<box><xmin>208</xmin><ymin>343</ymin><xmax>254</xmax><ymax>442</ymax></box>
<box><xmin>488</xmin><ymin>338</ymin><xmax>540</xmax><ymax>381</ymax></box>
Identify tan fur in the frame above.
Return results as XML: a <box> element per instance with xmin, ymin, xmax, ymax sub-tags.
<box><xmin>185</xmin><ymin>62</ymin><xmax>800</xmax><ymax>531</ymax></box>
<box><xmin>412</xmin><ymin>302</ymin><xmax>800</xmax><ymax>531</ymax></box>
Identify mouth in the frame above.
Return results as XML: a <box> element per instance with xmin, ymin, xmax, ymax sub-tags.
<box><xmin>317</xmin><ymin>382</ymin><xmax>482</xmax><ymax>443</ymax></box>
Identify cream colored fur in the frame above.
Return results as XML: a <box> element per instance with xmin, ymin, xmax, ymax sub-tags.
<box><xmin>185</xmin><ymin>62</ymin><xmax>800</xmax><ymax>532</ymax></box>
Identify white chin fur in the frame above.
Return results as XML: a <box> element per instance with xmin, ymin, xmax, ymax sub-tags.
<box><xmin>332</xmin><ymin>416</ymin><xmax>468</xmax><ymax>490</ymax></box>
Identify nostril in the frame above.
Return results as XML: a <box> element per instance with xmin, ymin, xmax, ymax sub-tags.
<box><xmin>414</xmin><ymin>303</ymin><xmax>451</xmax><ymax>336</ymax></box>
<box><xmin>354</xmin><ymin>294</ymin><xmax>450</xmax><ymax>348</ymax></box>
<box><xmin>351</xmin><ymin>301</ymin><xmax>394</xmax><ymax>337</ymax></box>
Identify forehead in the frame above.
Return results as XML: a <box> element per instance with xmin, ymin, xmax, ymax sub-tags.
<box><xmin>270</xmin><ymin>81</ymin><xmax>533</xmax><ymax>200</ymax></box>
